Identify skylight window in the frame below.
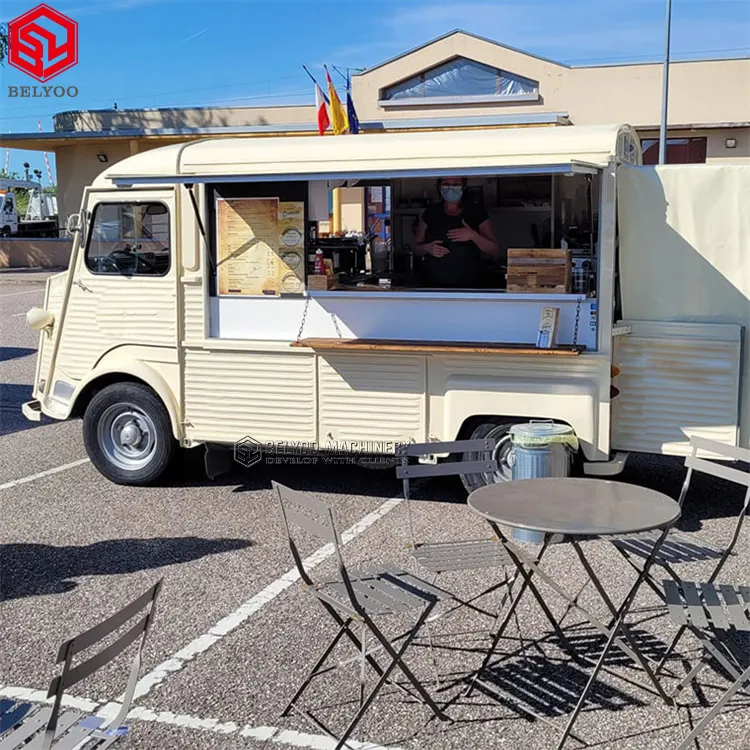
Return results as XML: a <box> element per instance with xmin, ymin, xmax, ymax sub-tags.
<box><xmin>382</xmin><ymin>57</ymin><xmax>539</xmax><ymax>105</ymax></box>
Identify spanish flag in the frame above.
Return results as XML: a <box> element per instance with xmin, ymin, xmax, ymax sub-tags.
<box><xmin>325</xmin><ymin>67</ymin><xmax>349</xmax><ymax>135</ymax></box>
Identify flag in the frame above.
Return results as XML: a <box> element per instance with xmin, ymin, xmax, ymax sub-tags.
<box><xmin>346</xmin><ymin>73</ymin><xmax>360</xmax><ymax>135</ymax></box>
<box><xmin>315</xmin><ymin>82</ymin><xmax>330</xmax><ymax>135</ymax></box>
<box><xmin>326</xmin><ymin>67</ymin><xmax>349</xmax><ymax>135</ymax></box>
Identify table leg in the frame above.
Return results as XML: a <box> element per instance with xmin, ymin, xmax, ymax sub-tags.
<box><xmin>572</xmin><ymin>542</ymin><xmax>673</xmax><ymax>706</ymax></box>
<box><xmin>497</xmin><ymin>533</ymin><xmax>646</xmax><ymax>667</ymax></box>
<box><xmin>556</xmin><ymin>527</ymin><xmax>674</xmax><ymax>750</ymax></box>
<box><xmin>466</xmin><ymin>534</ymin><xmax>555</xmax><ymax>698</ymax></box>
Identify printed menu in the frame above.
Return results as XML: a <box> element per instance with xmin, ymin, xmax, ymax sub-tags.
<box><xmin>216</xmin><ymin>198</ymin><xmax>306</xmax><ymax>296</ymax></box>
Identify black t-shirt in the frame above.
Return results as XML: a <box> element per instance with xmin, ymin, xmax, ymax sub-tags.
<box><xmin>420</xmin><ymin>202</ymin><xmax>489</xmax><ymax>287</ymax></box>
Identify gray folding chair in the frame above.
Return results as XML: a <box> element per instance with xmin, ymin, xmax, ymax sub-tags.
<box><xmin>274</xmin><ymin>481</ymin><xmax>451</xmax><ymax>750</ymax></box>
<box><xmin>396</xmin><ymin>439</ymin><xmax>513</xmax><ymax>625</ymax></box>
<box><xmin>611</xmin><ymin>436</ymin><xmax>750</xmax><ymax>669</ymax></box>
<box><xmin>0</xmin><ymin>580</ymin><xmax>162</xmax><ymax>750</ymax></box>
<box><xmin>663</xmin><ymin>579</ymin><xmax>750</xmax><ymax>750</ymax></box>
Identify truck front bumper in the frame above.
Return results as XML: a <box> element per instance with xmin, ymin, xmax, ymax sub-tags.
<box><xmin>22</xmin><ymin>399</ymin><xmax>42</xmax><ymax>421</ymax></box>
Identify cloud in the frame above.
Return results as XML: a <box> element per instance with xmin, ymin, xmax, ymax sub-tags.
<box><xmin>180</xmin><ymin>27</ymin><xmax>208</xmax><ymax>44</ymax></box>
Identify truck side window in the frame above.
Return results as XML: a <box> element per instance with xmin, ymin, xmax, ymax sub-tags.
<box><xmin>85</xmin><ymin>202</ymin><xmax>170</xmax><ymax>277</ymax></box>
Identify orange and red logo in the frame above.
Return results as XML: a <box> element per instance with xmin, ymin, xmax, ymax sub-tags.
<box><xmin>8</xmin><ymin>4</ymin><xmax>78</xmax><ymax>82</ymax></box>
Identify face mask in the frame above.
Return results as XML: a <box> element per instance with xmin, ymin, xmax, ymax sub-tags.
<box><xmin>440</xmin><ymin>185</ymin><xmax>463</xmax><ymax>202</ymax></box>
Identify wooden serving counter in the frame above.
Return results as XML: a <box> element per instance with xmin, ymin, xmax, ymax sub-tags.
<box><xmin>290</xmin><ymin>338</ymin><xmax>585</xmax><ymax>356</ymax></box>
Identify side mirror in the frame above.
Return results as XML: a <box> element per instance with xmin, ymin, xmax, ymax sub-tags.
<box><xmin>66</xmin><ymin>213</ymin><xmax>81</xmax><ymax>235</ymax></box>
<box><xmin>27</xmin><ymin>307</ymin><xmax>55</xmax><ymax>332</ymax></box>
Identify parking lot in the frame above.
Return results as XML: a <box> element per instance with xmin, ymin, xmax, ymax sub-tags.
<box><xmin>2</xmin><ymin>273</ymin><xmax>749</xmax><ymax>750</ymax></box>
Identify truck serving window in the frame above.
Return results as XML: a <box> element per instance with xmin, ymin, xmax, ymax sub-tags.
<box><xmin>86</xmin><ymin>202</ymin><xmax>170</xmax><ymax>277</ymax></box>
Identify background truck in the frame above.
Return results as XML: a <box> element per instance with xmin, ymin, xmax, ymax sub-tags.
<box><xmin>0</xmin><ymin>177</ymin><xmax>59</xmax><ymax>238</ymax></box>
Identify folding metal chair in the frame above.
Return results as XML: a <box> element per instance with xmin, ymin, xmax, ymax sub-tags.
<box><xmin>611</xmin><ymin>436</ymin><xmax>750</xmax><ymax>669</ymax></box>
<box><xmin>274</xmin><ymin>481</ymin><xmax>451</xmax><ymax>750</ymax></box>
<box><xmin>663</xmin><ymin>579</ymin><xmax>750</xmax><ymax>750</ymax></box>
<box><xmin>0</xmin><ymin>580</ymin><xmax>162</xmax><ymax>750</ymax></box>
<box><xmin>396</xmin><ymin>439</ymin><xmax>513</xmax><ymax>626</ymax></box>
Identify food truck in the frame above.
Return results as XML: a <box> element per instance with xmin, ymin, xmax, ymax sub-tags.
<box><xmin>22</xmin><ymin>124</ymin><xmax>749</xmax><ymax>485</ymax></box>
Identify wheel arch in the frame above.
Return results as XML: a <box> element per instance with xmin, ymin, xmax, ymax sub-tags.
<box><xmin>69</xmin><ymin>362</ymin><xmax>182</xmax><ymax>441</ymax></box>
<box><xmin>456</xmin><ymin>413</ymin><xmax>591</xmax><ymax>461</ymax></box>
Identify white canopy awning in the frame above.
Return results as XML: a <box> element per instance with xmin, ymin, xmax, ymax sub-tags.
<box><xmin>99</xmin><ymin>123</ymin><xmax>641</xmax><ymax>187</ymax></box>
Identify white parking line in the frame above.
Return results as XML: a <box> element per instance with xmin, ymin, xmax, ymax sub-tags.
<box><xmin>0</xmin><ymin>687</ymin><xmax>402</xmax><ymax>749</ymax></box>
<box><xmin>10</xmin><ymin>312</ymin><xmax>27</xmax><ymax>317</ymax></box>
<box><xmin>0</xmin><ymin>685</ymin><xmax>99</xmax><ymax>713</ymax></box>
<box><xmin>107</xmin><ymin>496</ymin><xmax>404</xmax><ymax>705</ymax></box>
<box><xmin>0</xmin><ymin>289</ymin><xmax>44</xmax><ymax>297</ymax></box>
<box><xmin>0</xmin><ymin>459</ymin><xmax>91</xmax><ymax>492</ymax></box>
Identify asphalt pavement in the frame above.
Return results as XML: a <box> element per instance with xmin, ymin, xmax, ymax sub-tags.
<box><xmin>1</xmin><ymin>276</ymin><xmax>749</xmax><ymax>750</ymax></box>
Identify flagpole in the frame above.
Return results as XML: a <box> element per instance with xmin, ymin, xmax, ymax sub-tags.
<box><xmin>302</xmin><ymin>65</ymin><xmax>329</xmax><ymax>104</ymax></box>
<box><xmin>658</xmin><ymin>0</ymin><xmax>673</xmax><ymax>165</ymax></box>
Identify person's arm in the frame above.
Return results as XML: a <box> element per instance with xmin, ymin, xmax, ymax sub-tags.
<box><xmin>413</xmin><ymin>217</ymin><xmax>449</xmax><ymax>258</ymax></box>
<box><xmin>446</xmin><ymin>217</ymin><xmax>499</xmax><ymax>258</ymax></box>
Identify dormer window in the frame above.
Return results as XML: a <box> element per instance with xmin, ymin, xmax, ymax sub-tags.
<box><xmin>380</xmin><ymin>57</ymin><xmax>539</xmax><ymax>107</ymax></box>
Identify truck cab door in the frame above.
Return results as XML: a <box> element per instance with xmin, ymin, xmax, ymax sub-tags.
<box><xmin>1</xmin><ymin>193</ymin><xmax>18</xmax><ymax>235</ymax></box>
<box><xmin>53</xmin><ymin>192</ymin><xmax>178</xmax><ymax>385</ymax></box>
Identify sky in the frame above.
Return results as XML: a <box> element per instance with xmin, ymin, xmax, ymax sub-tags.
<box><xmin>1</xmin><ymin>0</ymin><xmax>749</xmax><ymax>178</ymax></box>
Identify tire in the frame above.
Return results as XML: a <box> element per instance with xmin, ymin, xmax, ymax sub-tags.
<box><xmin>459</xmin><ymin>418</ymin><xmax>515</xmax><ymax>494</ymax></box>
<box><xmin>0</xmin><ymin>226</ymin><xmax>11</xmax><ymax>238</ymax></box>
<box><xmin>83</xmin><ymin>382</ymin><xmax>177</xmax><ymax>486</ymax></box>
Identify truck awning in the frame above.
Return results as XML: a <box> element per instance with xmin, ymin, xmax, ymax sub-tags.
<box><xmin>99</xmin><ymin>123</ymin><xmax>641</xmax><ymax>187</ymax></box>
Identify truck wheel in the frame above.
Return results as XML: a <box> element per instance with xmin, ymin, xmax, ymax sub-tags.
<box><xmin>459</xmin><ymin>419</ymin><xmax>515</xmax><ymax>493</ymax></box>
<box><xmin>0</xmin><ymin>226</ymin><xmax>10</xmax><ymax>238</ymax></box>
<box><xmin>83</xmin><ymin>382</ymin><xmax>177</xmax><ymax>486</ymax></box>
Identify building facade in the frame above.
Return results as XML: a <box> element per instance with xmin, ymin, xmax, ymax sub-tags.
<box><xmin>3</xmin><ymin>30</ymin><xmax>748</xmax><ymax>225</ymax></box>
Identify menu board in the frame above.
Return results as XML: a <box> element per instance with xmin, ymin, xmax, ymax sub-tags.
<box><xmin>217</xmin><ymin>198</ymin><xmax>305</xmax><ymax>296</ymax></box>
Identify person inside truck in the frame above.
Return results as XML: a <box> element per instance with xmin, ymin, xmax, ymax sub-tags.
<box><xmin>413</xmin><ymin>176</ymin><xmax>499</xmax><ymax>288</ymax></box>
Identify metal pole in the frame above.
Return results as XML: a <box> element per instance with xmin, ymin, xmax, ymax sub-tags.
<box><xmin>659</xmin><ymin>0</ymin><xmax>673</xmax><ymax>165</ymax></box>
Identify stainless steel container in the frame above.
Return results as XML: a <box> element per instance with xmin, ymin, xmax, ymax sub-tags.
<box><xmin>508</xmin><ymin>422</ymin><xmax>577</xmax><ymax>544</ymax></box>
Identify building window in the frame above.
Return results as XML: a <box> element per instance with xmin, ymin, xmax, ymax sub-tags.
<box><xmin>86</xmin><ymin>202</ymin><xmax>171</xmax><ymax>276</ymax></box>
<box><xmin>381</xmin><ymin>57</ymin><xmax>539</xmax><ymax>105</ymax></box>
<box><xmin>641</xmin><ymin>137</ymin><xmax>707</xmax><ymax>165</ymax></box>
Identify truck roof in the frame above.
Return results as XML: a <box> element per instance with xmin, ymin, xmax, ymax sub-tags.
<box><xmin>94</xmin><ymin>123</ymin><xmax>640</xmax><ymax>187</ymax></box>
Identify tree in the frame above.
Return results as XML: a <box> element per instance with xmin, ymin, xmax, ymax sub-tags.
<box><xmin>0</xmin><ymin>23</ymin><xmax>7</xmax><ymax>66</ymax></box>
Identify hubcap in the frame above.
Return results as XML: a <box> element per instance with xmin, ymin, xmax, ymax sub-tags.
<box><xmin>98</xmin><ymin>403</ymin><xmax>158</xmax><ymax>471</ymax></box>
<box><xmin>486</xmin><ymin>425</ymin><xmax>513</xmax><ymax>483</ymax></box>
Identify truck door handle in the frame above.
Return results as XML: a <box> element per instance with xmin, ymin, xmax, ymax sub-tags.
<box><xmin>74</xmin><ymin>279</ymin><xmax>93</xmax><ymax>293</ymax></box>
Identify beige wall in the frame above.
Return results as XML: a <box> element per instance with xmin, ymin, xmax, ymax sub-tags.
<box><xmin>55</xmin><ymin>105</ymin><xmax>316</xmax><ymax>132</ymax></box>
<box><xmin>353</xmin><ymin>33</ymin><xmax>568</xmax><ymax>122</ymax></box>
<box><xmin>54</xmin><ymin>140</ymin><xmax>168</xmax><ymax>220</ymax></box>
<box><xmin>352</xmin><ymin>32</ymin><xmax>750</xmax><ymax>131</ymax></box>
<box><xmin>0</xmin><ymin>238</ymin><xmax>72</xmax><ymax>268</ymax></box>
<box><xmin>570</xmin><ymin>59</ymin><xmax>750</xmax><ymax>127</ymax></box>
<box><xmin>340</xmin><ymin>187</ymin><xmax>365</xmax><ymax>232</ymax></box>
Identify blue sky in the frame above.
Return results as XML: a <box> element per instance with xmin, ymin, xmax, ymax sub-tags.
<box><xmin>2</xmin><ymin>0</ymin><xmax>749</xmax><ymax>178</ymax></box>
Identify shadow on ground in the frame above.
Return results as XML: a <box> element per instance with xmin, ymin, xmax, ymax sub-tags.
<box><xmin>0</xmin><ymin>348</ymin><xmax>36</xmax><ymax>363</ymax></box>
<box><xmin>0</xmin><ymin>536</ymin><xmax>251</xmax><ymax>601</ymax></box>
<box><xmin>0</xmin><ymin>383</ymin><xmax>48</xmax><ymax>436</ymax></box>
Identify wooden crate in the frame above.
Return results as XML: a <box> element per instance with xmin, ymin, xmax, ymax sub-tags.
<box><xmin>506</xmin><ymin>248</ymin><xmax>571</xmax><ymax>293</ymax></box>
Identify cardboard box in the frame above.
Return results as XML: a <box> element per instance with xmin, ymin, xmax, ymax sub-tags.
<box><xmin>307</xmin><ymin>274</ymin><xmax>335</xmax><ymax>290</ymax></box>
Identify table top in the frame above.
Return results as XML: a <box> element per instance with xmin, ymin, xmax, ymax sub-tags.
<box><xmin>468</xmin><ymin>478</ymin><xmax>680</xmax><ymax>536</ymax></box>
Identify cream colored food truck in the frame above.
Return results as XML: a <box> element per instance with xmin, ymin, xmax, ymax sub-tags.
<box><xmin>23</xmin><ymin>124</ymin><xmax>749</xmax><ymax>485</ymax></box>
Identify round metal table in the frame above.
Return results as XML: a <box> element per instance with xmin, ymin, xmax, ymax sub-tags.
<box><xmin>466</xmin><ymin>477</ymin><xmax>681</xmax><ymax>750</ymax></box>
<box><xmin>468</xmin><ymin>477</ymin><xmax>680</xmax><ymax>536</ymax></box>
